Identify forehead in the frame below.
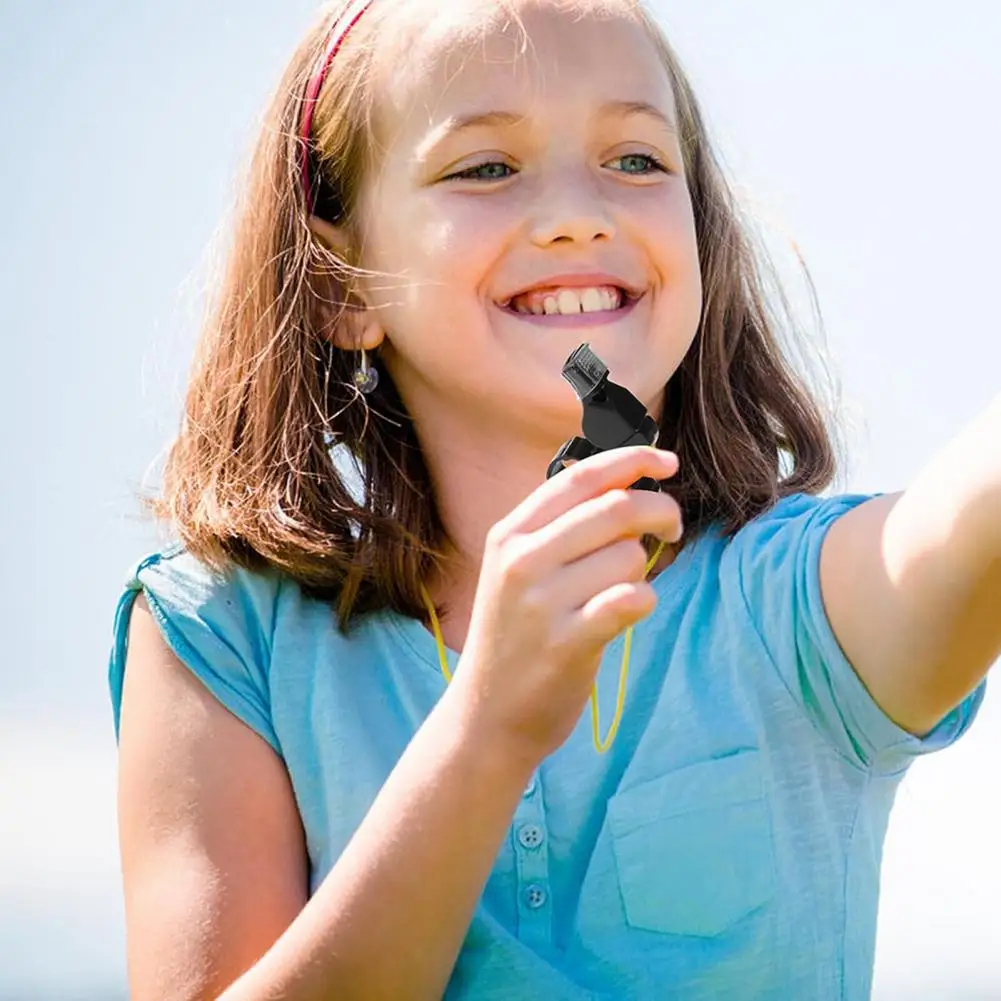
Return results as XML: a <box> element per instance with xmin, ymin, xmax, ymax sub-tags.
<box><xmin>370</xmin><ymin>1</ymin><xmax>677</xmax><ymax>141</ymax></box>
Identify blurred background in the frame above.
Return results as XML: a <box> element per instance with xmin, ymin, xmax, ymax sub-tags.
<box><xmin>2</xmin><ymin>1</ymin><xmax>999</xmax><ymax>998</ymax></box>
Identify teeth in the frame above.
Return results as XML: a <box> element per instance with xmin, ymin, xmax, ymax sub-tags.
<box><xmin>507</xmin><ymin>284</ymin><xmax>628</xmax><ymax>316</ymax></box>
<box><xmin>557</xmin><ymin>289</ymin><xmax>580</xmax><ymax>314</ymax></box>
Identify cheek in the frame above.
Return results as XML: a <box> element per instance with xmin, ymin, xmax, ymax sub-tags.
<box><xmin>360</xmin><ymin>206</ymin><xmax>507</xmax><ymax>354</ymax></box>
<box><xmin>648</xmin><ymin>188</ymin><xmax>702</xmax><ymax>313</ymax></box>
<box><xmin>369</xmin><ymin>199</ymin><xmax>506</xmax><ymax>309</ymax></box>
<box><xmin>650</xmin><ymin>185</ymin><xmax>700</xmax><ymax>273</ymax></box>
<box><xmin>625</xmin><ymin>188</ymin><xmax>702</xmax><ymax>353</ymax></box>
<box><xmin>410</xmin><ymin>221</ymin><xmax>493</xmax><ymax>329</ymax></box>
<box><xmin>420</xmin><ymin>196</ymin><xmax>512</xmax><ymax>279</ymax></box>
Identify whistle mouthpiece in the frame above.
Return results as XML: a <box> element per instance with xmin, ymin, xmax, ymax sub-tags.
<box><xmin>561</xmin><ymin>343</ymin><xmax>609</xmax><ymax>401</ymax></box>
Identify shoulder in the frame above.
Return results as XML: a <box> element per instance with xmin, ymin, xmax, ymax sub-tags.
<box><xmin>721</xmin><ymin>491</ymin><xmax>878</xmax><ymax>571</ymax></box>
<box><xmin>111</xmin><ymin>543</ymin><xmax>295</xmax><ymax>755</ymax></box>
<box><xmin>736</xmin><ymin>490</ymin><xmax>876</xmax><ymax>539</ymax></box>
<box><xmin>127</xmin><ymin>542</ymin><xmax>284</xmax><ymax>613</ymax></box>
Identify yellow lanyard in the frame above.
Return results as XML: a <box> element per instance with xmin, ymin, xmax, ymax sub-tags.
<box><xmin>418</xmin><ymin>538</ymin><xmax>667</xmax><ymax>754</ymax></box>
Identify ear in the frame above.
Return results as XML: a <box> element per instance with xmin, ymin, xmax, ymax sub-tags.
<box><xmin>307</xmin><ymin>214</ymin><xmax>385</xmax><ymax>353</ymax></box>
<box><xmin>308</xmin><ymin>214</ymin><xmax>349</xmax><ymax>255</ymax></box>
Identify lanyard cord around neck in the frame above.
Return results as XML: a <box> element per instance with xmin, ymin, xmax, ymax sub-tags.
<box><xmin>418</xmin><ymin>538</ymin><xmax>668</xmax><ymax>754</ymax></box>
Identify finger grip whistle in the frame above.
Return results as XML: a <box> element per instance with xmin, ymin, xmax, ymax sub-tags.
<box><xmin>547</xmin><ymin>343</ymin><xmax>662</xmax><ymax>491</ymax></box>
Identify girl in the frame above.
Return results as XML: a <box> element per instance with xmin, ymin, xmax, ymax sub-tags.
<box><xmin>110</xmin><ymin>1</ymin><xmax>999</xmax><ymax>998</ymax></box>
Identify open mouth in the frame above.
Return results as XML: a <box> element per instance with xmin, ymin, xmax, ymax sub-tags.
<box><xmin>497</xmin><ymin>284</ymin><xmax>641</xmax><ymax>318</ymax></box>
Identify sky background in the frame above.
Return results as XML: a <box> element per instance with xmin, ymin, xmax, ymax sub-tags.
<box><xmin>1</xmin><ymin>1</ymin><xmax>999</xmax><ymax>998</ymax></box>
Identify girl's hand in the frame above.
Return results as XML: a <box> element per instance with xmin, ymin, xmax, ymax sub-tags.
<box><xmin>449</xmin><ymin>446</ymin><xmax>682</xmax><ymax>767</ymax></box>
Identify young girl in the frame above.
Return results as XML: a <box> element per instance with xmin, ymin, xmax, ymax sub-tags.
<box><xmin>110</xmin><ymin>1</ymin><xmax>1000</xmax><ymax>998</ymax></box>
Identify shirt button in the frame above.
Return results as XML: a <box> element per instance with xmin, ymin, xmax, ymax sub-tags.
<box><xmin>523</xmin><ymin>884</ymin><xmax>548</xmax><ymax>909</ymax></box>
<box><xmin>518</xmin><ymin>823</ymin><xmax>544</xmax><ymax>849</ymax></box>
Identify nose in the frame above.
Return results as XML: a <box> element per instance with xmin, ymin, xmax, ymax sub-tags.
<box><xmin>528</xmin><ymin>172</ymin><xmax>616</xmax><ymax>248</ymax></box>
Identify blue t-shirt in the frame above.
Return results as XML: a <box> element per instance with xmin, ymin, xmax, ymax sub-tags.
<box><xmin>108</xmin><ymin>492</ymin><xmax>985</xmax><ymax>1000</ymax></box>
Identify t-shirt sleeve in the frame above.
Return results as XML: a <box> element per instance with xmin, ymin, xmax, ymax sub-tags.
<box><xmin>108</xmin><ymin>545</ymin><xmax>282</xmax><ymax>756</ymax></box>
<box><xmin>722</xmin><ymin>492</ymin><xmax>986</xmax><ymax>774</ymax></box>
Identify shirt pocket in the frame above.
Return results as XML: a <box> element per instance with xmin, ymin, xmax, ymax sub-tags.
<box><xmin>606</xmin><ymin>750</ymin><xmax>776</xmax><ymax>938</ymax></box>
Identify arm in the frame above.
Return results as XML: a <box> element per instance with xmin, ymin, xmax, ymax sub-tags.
<box><xmin>820</xmin><ymin>395</ymin><xmax>1001</xmax><ymax>736</ymax></box>
<box><xmin>119</xmin><ymin>596</ymin><xmax>535</xmax><ymax>1001</ymax></box>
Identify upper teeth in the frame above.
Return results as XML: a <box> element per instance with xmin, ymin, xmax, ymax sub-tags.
<box><xmin>509</xmin><ymin>286</ymin><xmax>624</xmax><ymax>316</ymax></box>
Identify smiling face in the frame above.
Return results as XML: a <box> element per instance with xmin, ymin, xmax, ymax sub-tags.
<box><xmin>348</xmin><ymin>1</ymin><xmax>703</xmax><ymax>447</ymax></box>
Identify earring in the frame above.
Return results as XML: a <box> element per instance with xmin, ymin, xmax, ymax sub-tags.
<box><xmin>353</xmin><ymin>346</ymin><xmax>379</xmax><ymax>394</ymax></box>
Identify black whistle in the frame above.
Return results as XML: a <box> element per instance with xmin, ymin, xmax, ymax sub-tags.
<box><xmin>547</xmin><ymin>343</ymin><xmax>662</xmax><ymax>491</ymax></box>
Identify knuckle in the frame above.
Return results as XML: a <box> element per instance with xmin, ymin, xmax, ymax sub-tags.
<box><xmin>485</xmin><ymin>521</ymin><xmax>510</xmax><ymax>550</ymax></box>
<box><xmin>629</xmin><ymin>540</ymin><xmax>649</xmax><ymax>576</ymax></box>
<box><xmin>520</xmin><ymin>584</ymin><xmax>553</xmax><ymax>621</ymax></box>
<box><xmin>663</xmin><ymin>494</ymin><xmax>683</xmax><ymax>529</ymax></box>
<box><xmin>623</xmin><ymin>580</ymin><xmax>655</xmax><ymax>614</ymax></box>
<box><xmin>655</xmin><ymin>491</ymin><xmax>676</xmax><ymax>518</ymax></box>
<box><xmin>497</xmin><ymin>538</ymin><xmax>538</xmax><ymax>584</ymax></box>
<box><xmin>630</xmin><ymin>444</ymin><xmax>661</xmax><ymax>469</ymax></box>
<box><xmin>548</xmin><ymin>619</ymin><xmax>577</xmax><ymax>657</ymax></box>
<box><xmin>569</xmin><ymin>458</ymin><xmax>608</xmax><ymax>493</ymax></box>
<box><xmin>635</xmin><ymin>582</ymin><xmax>657</xmax><ymax>612</ymax></box>
<box><xmin>614</xmin><ymin>539</ymin><xmax>647</xmax><ymax>580</ymax></box>
<box><xmin>604</xmin><ymin>488</ymin><xmax>635</xmax><ymax>522</ymax></box>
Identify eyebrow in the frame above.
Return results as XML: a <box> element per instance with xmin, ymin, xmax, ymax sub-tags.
<box><xmin>417</xmin><ymin>99</ymin><xmax>677</xmax><ymax>159</ymax></box>
<box><xmin>599</xmin><ymin>99</ymin><xmax>677</xmax><ymax>134</ymax></box>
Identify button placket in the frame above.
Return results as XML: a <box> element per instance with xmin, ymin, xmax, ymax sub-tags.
<box><xmin>513</xmin><ymin>771</ymin><xmax>551</xmax><ymax>948</ymax></box>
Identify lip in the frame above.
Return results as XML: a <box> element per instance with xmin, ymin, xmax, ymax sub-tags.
<box><xmin>493</xmin><ymin>290</ymin><xmax>645</xmax><ymax>327</ymax></box>
<box><xmin>497</xmin><ymin>272</ymin><xmax>645</xmax><ymax>306</ymax></box>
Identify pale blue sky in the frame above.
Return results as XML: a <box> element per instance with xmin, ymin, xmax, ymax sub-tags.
<box><xmin>2</xmin><ymin>2</ymin><xmax>999</xmax><ymax>998</ymax></box>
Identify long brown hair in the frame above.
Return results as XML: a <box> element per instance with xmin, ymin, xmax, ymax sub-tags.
<box><xmin>150</xmin><ymin>0</ymin><xmax>842</xmax><ymax>633</ymax></box>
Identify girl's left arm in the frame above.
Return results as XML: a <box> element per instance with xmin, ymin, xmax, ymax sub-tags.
<box><xmin>820</xmin><ymin>394</ymin><xmax>1001</xmax><ymax>736</ymax></box>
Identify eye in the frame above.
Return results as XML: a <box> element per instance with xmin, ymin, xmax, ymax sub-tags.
<box><xmin>606</xmin><ymin>153</ymin><xmax>670</xmax><ymax>176</ymax></box>
<box><xmin>443</xmin><ymin>160</ymin><xmax>516</xmax><ymax>182</ymax></box>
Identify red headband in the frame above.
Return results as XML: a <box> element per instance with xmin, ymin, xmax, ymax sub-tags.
<box><xmin>300</xmin><ymin>0</ymin><xmax>376</xmax><ymax>213</ymax></box>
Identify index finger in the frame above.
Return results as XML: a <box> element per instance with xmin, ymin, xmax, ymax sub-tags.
<box><xmin>511</xmin><ymin>446</ymin><xmax>679</xmax><ymax>535</ymax></box>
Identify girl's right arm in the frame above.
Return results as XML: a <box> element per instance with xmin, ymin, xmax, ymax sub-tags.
<box><xmin>118</xmin><ymin>597</ymin><xmax>536</xmax><ymax>1001</ymax></box>
<box><xmin>118</xmin><ymin>446</ymin><xmax>681</xmax><ymax>1001</ymax></box>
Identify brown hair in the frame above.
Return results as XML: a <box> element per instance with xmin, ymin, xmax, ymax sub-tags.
<box><xmin>150</xmin><ymin>0</ymin><xmax>841</xmax><ymax>632</ymax></box>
